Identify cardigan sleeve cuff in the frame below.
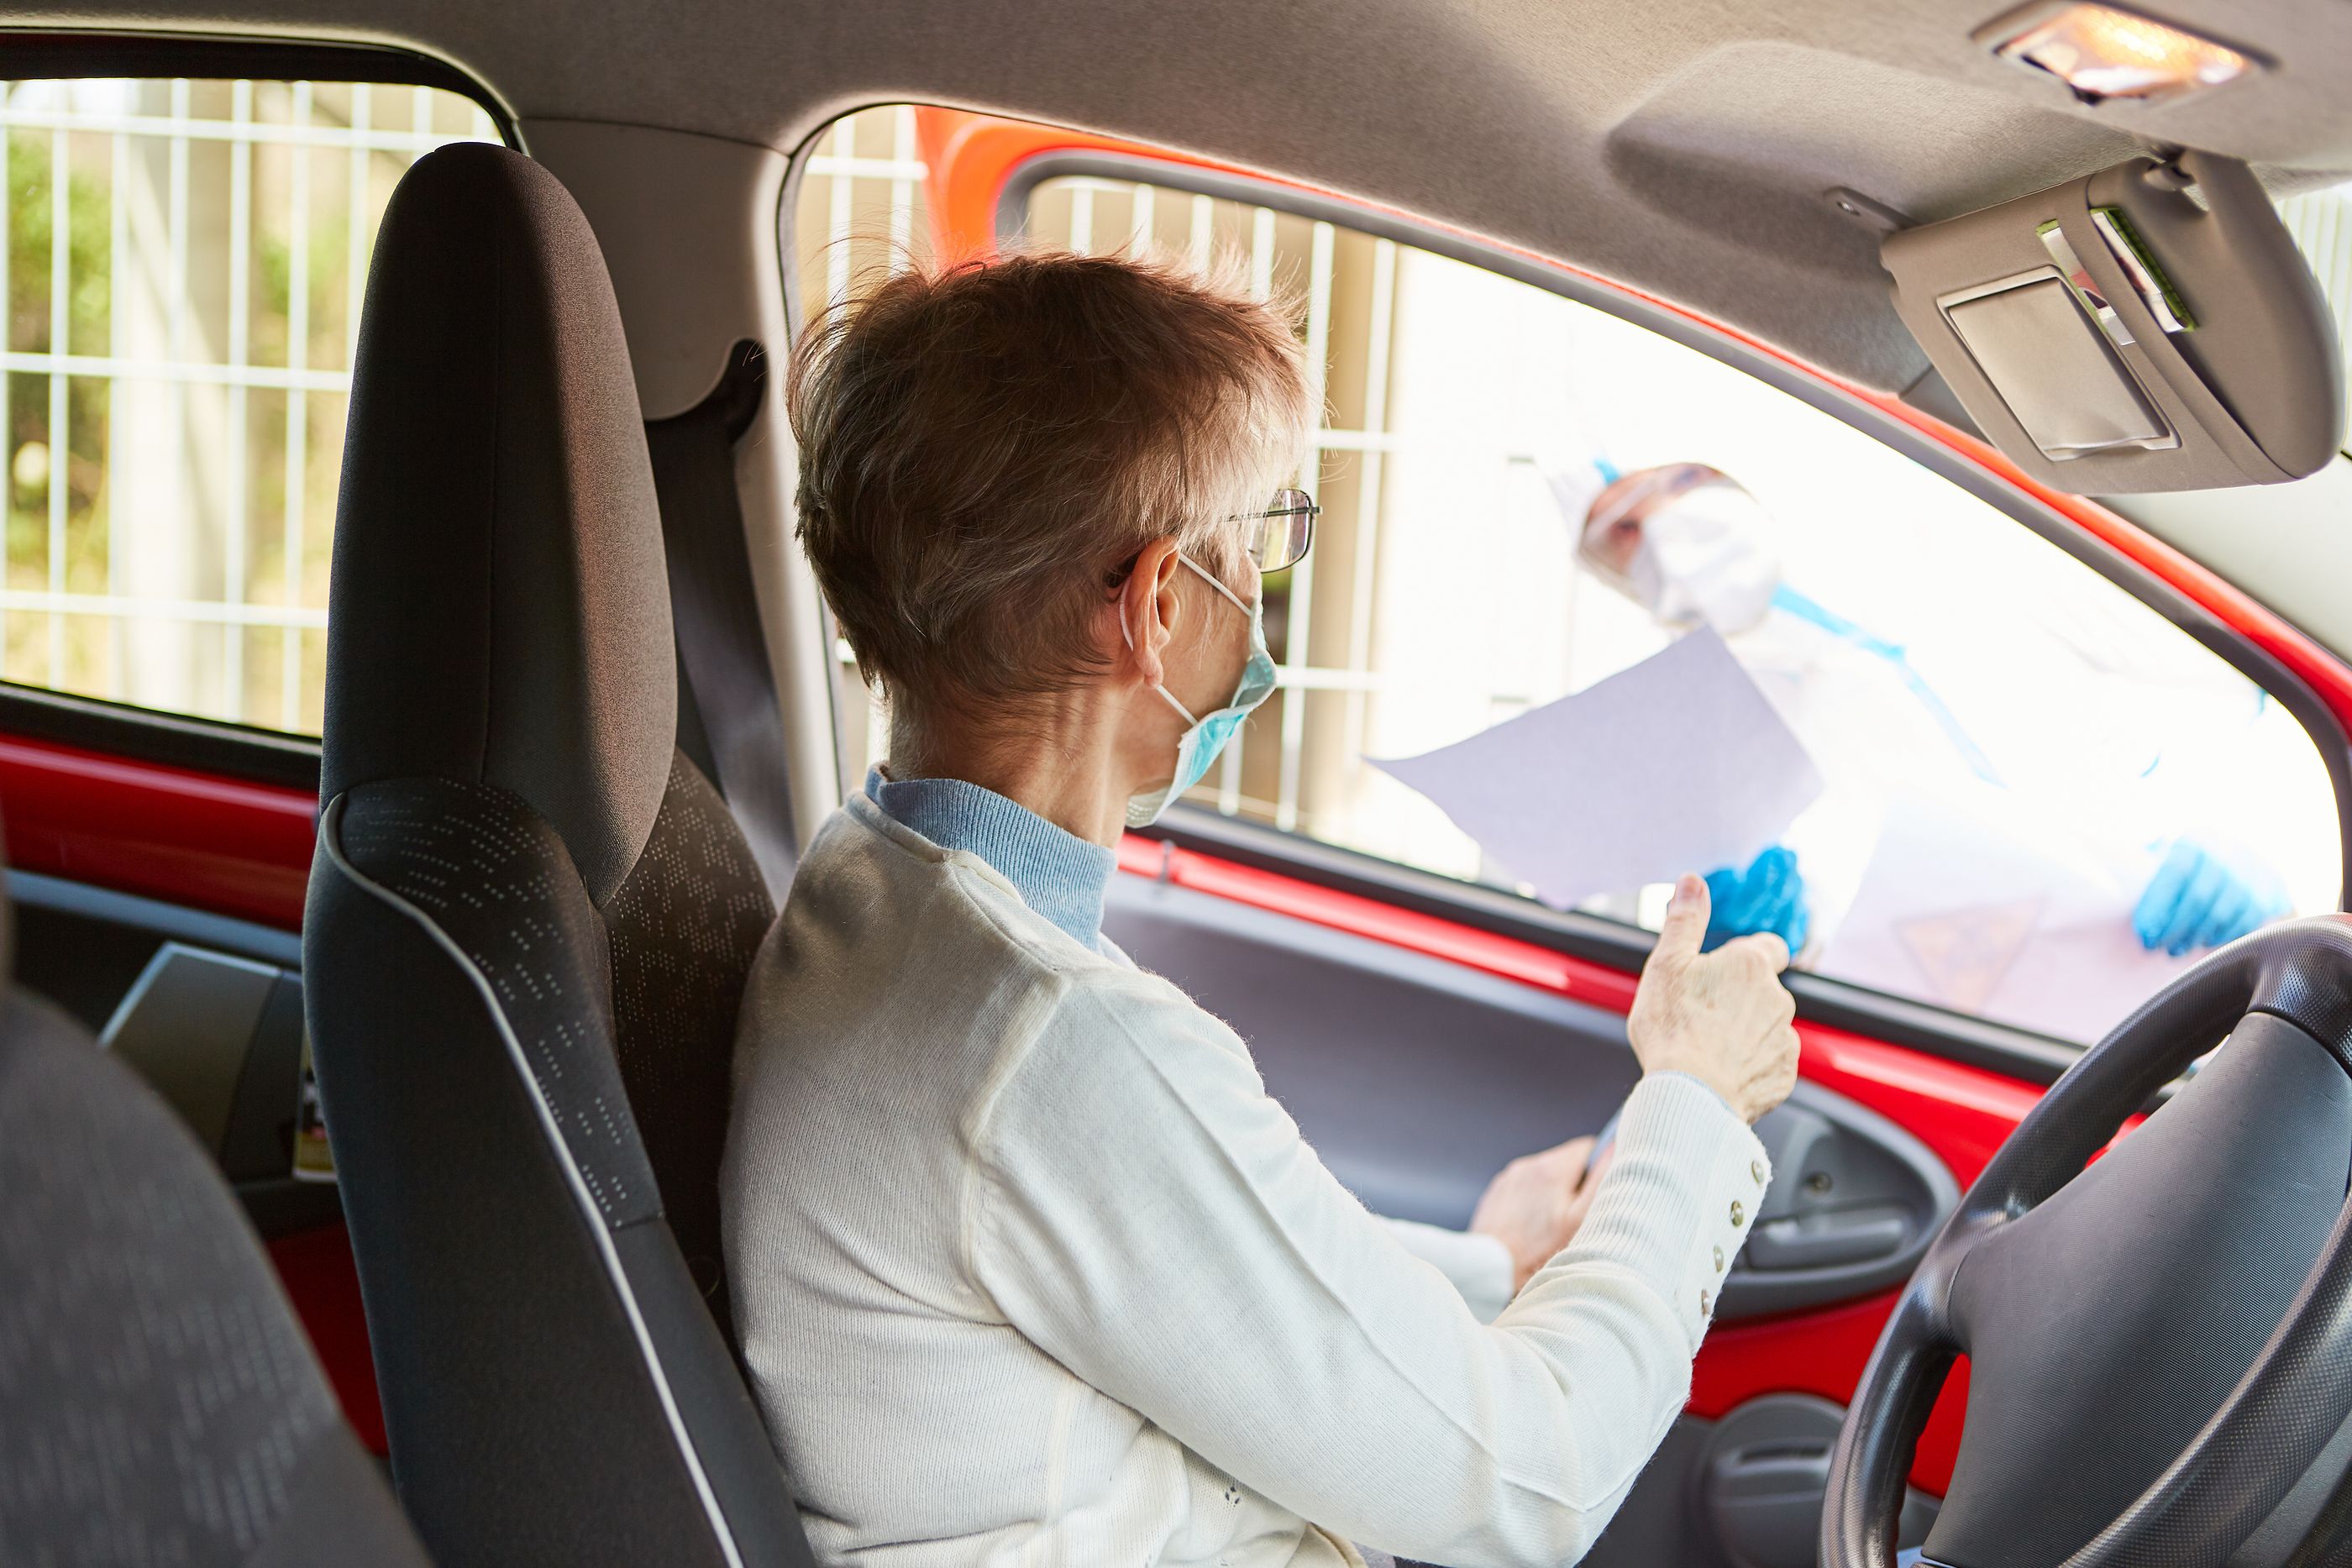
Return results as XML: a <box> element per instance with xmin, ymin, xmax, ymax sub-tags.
<box><xmin>1510</xmin><ymin>1072</ymin><xmax>1772</xmax><ymax>1350</ymax></box>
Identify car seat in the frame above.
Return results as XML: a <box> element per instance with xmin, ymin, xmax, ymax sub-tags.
<box><xmin>303</xmin><ymin>143</ymin><xmax>812</xmax><ymax>1566</ymax></box>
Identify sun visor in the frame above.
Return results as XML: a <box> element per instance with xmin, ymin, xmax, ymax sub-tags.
<box><xmin>1882</xmin><ymin>151</ymin><xmax>2342</xmax><ymax>492</ymax></box>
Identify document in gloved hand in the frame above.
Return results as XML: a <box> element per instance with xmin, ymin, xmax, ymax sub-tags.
<box><xmin>1372</xmin><ymin>628</ymin><xmax>1823</xmax><ymax>910</ymax></box>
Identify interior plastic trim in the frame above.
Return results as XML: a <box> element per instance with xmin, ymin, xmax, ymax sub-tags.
<box><xmin>10</xmin><ymin>868</ymin><xmax>304</xmax><ymax>967</ymax></box>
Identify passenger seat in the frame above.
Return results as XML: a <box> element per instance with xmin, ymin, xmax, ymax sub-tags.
<box><xmin>0</xmin><ymin>868</ymin><xmax>430</xmax><ymax>1565</ymax></box>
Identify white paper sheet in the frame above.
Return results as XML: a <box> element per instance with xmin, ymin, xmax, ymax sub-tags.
<box><xmin>1813</xmin><ymin>788</ymin><xmax>2192</xmax><ymax>1042</ymax></box>
<box><xmin>1371</xmin><ymin>628</ymin><xmax>1824</xmax><ymax>909</ymax></box>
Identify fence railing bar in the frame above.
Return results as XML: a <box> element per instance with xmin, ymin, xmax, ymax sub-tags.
<box><xmin>45</xmin><ymin>124</ymin><xmax>68</xmax><ymax>685</ymax></box>
<box><xmin>888</xmin><ymin>105</ymin><xmax>916</xmax><ymax>270</ymax></box>
<box><xmin>227</xmin><ymin>77</ymin><xmax>255</xmax><ymax>711</ymax></box>
<box><xmin>281</xmin><ymin>79</ymin><xmax>312</xmax><ymax>730</ymax></box>
<box><xmin>825</xmin><ymin>118</ymin><xmax>854</xmax><ymax>309</ymax></box>
<box><xmin>102</xmin><ymin>123</ymin><xmax>126</xmax><ymax>694</ymax></box>
<box><xmin>1130</xmin><ymin>181</ymin><xmax>1154</xmax><ymax>254</ymax></box>
<box><xmin>1339</xmin><ymin>236</ymin><xmax>1398</xmax><ymax>780</ymax></box>
<box><xmin>345</xmin><ymin>81</ymin><xmax>370</xmax><ymax>372</ymax></box>
<box><xmin>0</xmin><ymin>349</ymin><xmax>352</xmax><ymax>392</ymax></box>
<box><xmin>806</xmin><ymin>155</ymin><xmax>928</xmax><ymax>181</ymax></box>
<box><xmin>1214</xmin><ymin>201</ymin><xmax>1279</xmax><ymax>816</ymax></box>
<box><xmin>0</xmin><ymin>590</ymin><xmax>328</xmax><ymax>627</ymax></box>
<box><xmin>0</xmin><ymin>104</ymin><xmax>478</xmax><ymax>155</ymax></box>
<box><xmin>1306</xmin><ymin>427</ymin><xmax>1400</xmax><ymax>454</ymax></box>
<box><xmin>1274</xmin><ymin>217</ymin><xmax>1336</xmax><ymax>832</ymax></box>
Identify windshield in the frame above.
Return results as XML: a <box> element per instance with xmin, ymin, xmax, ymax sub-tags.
<box><xmin>2279</xmin><ymin>181</ymin><xmax>2352</xmax><ymax>424</ymax></box>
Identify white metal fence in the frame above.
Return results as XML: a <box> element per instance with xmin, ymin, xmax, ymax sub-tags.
<box><xmin>0</xmin><ymin>76</ymin><xmax>496</xmax><ymax>734</ymax></box>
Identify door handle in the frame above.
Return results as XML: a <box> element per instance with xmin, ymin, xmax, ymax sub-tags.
<box><xmin>1740</xmin><ymin>1204</ymin><xmax>1913</xmax><ymax>1272</ymax></box>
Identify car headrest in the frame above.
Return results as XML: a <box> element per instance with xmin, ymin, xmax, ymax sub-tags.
<box><xmin>324</xmin><ymin>143</ymin><xmax>675</xmax><ymax>906</ymax></box>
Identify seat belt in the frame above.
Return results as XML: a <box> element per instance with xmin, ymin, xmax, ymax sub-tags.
<box><xmin>645</xmin><ymin>338</ymin><xmax>799</xmax><ymax>900</ymax></box>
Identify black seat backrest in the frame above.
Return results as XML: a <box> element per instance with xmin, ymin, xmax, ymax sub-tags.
<box><xmin>0</xmin><ymin>891</ymin><xmax>429</xmax><ymax>1566</ymax></box>
<box><xmin>302</xmin><ymin>144</ymin><xmax>810</xmax><ymax>1566</ymax></box>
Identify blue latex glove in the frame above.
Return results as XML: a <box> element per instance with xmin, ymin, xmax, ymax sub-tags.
<box><xmin>2133</xmin><ymin>837</ymin><xmax>2289</xmax><ymax>957</ymax></box>
<box><xmin>1701</xmin><ymin>845</ymin><xmax>1810</xmax><ymax>954</ymax></box>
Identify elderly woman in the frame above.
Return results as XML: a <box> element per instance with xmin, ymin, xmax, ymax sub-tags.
<box><xmin>722</xmin><ymin>252</ymin><xmax>1800</xmax><ymax>1568</ymax></box>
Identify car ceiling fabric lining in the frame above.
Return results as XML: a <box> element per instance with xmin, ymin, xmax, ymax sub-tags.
<box><xmin>25</xmin><ymin>0</ymin><xmax>2352</xmax><ymax>395</ymax></box>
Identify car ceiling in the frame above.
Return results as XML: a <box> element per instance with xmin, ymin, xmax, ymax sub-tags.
<box><xmin>39</xmin><ymin>0</ymin><xmax>2352</xmax><ymax>398</ymax></box>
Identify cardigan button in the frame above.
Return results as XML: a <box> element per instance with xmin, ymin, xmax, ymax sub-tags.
<box><xmin>1699</xmin><ymin>1288</ymin><xmax>1713</xmax><ymax>1316</ymax></box>
<box><xmin>1730</xmin><ymin>1199</ymin><xmax>1746</xmax><ymax>1227</ymax></box>
<box><xmin>1751</xmin><ymin>1159</ymin><xmax>1767</xmax><ymax>1185</ymax></box>
<box><xmin>1713</xmin><ymin>1245</ymin><xmax>1725</xmax><ymax>1272</ymax></box>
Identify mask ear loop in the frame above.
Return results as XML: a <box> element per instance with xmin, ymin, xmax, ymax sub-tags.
<box><xmin>1121</xmin><ymin>555</ymin><xmax>1207</xmax><ymax>726</ymax></box>
<box><xmin>1177</xmin><ymin>550</ymin><xmax>1256</xmax><ymax>616</ymax></box>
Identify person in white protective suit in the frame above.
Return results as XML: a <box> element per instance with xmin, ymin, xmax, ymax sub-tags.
<box><xmin>1542</xmin><ymin>458</ymin><xmax>2293</xmax><ymax>1009</ymax></box>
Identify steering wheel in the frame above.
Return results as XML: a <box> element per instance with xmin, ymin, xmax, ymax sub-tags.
<box><xmin>1822</xmin><ymin>916</ymin><xmax>2352</xmax><ymax>1568</ymax></box>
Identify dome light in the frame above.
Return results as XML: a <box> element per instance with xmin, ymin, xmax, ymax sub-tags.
<box><xmin>1980</xmin><ymin>3</ymin><xmax>2257</xmax><ymax>105</ymax></box>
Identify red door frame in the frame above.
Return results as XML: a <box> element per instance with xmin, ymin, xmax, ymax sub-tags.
<box><xmin>0</xmin><ymin>732</ymin><xmax>314</xmax><ymax>927</ymax></box>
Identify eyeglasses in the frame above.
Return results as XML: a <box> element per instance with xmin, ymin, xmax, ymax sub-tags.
<box><xmin>1236</xmin><ymin>488</ymin><xmax>1318</xmax><ymax>574</ymax></box>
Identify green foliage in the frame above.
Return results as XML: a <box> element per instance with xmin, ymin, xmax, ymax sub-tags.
<box><xmin>6</xmin><ymin>131</ymin><xmax>113</xmax><ymax>599</ymax></box>
<box><xmin>7</xmin><ymin>128</ymin><xmax>113</xmax><ymax>357</ymax></box>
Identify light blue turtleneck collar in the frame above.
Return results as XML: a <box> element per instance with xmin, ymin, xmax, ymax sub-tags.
<box><xmin>864</xmin><ymin>768</ymin><xmax>1117</xmax><ymax>952</ymax></box>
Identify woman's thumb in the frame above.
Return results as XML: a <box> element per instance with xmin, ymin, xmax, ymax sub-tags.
<box><xmin>1654</xmin><ymin>873</ymin><xmax>1711</xmax><ymax>960</ymax></box>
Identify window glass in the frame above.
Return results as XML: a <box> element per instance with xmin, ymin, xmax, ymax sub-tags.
<box><xmin>791</xmin><ymin>105</ymin><xmax>934</xmax><ymax>786</ymax></box>
<box><xmin>0</xmin><ymin>75</ymin><xmax>500</xmax><ymax>735</ymax></box>
<box><xmin>797</xmin><ymin>108</ymin><xmax>2344</xmax><ymax>1046</ymax></box>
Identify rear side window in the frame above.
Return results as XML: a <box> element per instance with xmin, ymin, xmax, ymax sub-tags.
<box><xmin>2</xmin><ymin>74</ymin><xmax>501</xmax><ymax>737</ymax></box>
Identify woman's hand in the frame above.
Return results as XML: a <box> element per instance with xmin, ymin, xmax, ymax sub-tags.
<box><xmin>1470</xmin><ymin>1135</ymin><xmax>1611</xmax><ymax>1293</ymax></box>
<box><xmin>1629</xmin><ymin>872</ymin><xmax>1800</xmax><ymax>1125</ymax></box>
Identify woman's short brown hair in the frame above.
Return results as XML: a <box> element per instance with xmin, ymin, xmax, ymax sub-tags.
<box><xmin>788</xmin><ymin>249</ymin><xmax>1310</xmax><ymax>741</ymax></box>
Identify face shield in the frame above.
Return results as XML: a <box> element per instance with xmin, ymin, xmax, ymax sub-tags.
<box><xmin>1580</xmin><ymin>475</ymin><xmax>1781</xmax><ymax>637</ymax></box>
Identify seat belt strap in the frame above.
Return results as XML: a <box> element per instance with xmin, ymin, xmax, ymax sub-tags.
<box><xmin>645</xmin><ymin>339</ymin><xmax>799</xmax><ymax>899</ymax></box>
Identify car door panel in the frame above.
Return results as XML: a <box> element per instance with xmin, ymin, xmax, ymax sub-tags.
<box><xmin>0</xmin><ymin>730</ymin><xmax>314</xmax><ymax>929</ymax></box>
<box><xmin>1105</xmin><ymin>842</ymin><xmax>2000</xmax><ymax>1499</ymax></box>
<box><xmin>1106</xmin><ymin>871</ymin><xmax>1641</xmax><ymax>1228</ymax></box>
<box><xmin>1105</xmin><ymin>847</ymin><xmax>1986</xmax><ymax>1566</ymax></box>
<box><xmin>1105</xmin><ymin>871</ymin><xmax>1962</xmax><ymax>1320</ymax></box>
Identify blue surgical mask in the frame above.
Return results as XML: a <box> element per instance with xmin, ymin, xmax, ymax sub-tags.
<box><xmin>1123</xmin><ymin>553</ymin><xmax>1277</xmax><ymax>828</ymax></box>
